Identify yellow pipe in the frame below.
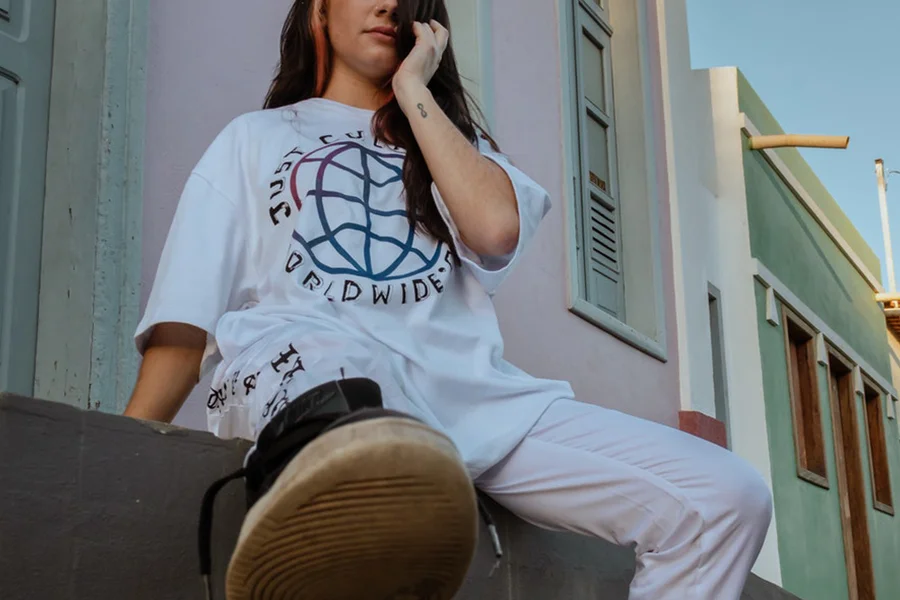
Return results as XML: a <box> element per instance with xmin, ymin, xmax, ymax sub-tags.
<box><xmin>749</xmin><ymin>134</ymin><xmax>850</xmax><ymax>151</ymax></box>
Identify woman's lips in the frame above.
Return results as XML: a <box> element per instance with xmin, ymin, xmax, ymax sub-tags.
<box><xmin>367</xmin><ymin>27</ymin><xmax>397</xmax><ymax>43</ymax></box>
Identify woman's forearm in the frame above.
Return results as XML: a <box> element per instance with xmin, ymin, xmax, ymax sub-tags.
<box><xmin>394</xmin><ymin>81</ymin><xmax>520</xmax><ymax>256</ymax></box>
<box><xmin>124</xmin><ymin>323</ymin><xmax>207</xmax><ymax>423</ymax></box>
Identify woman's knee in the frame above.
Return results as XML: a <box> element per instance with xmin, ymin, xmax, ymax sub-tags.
<box><xmin>739</xmin><ymin>471</ymin><xmax>773</xmax><ymax>531</ymax></box>
<box><xmin>716</xmin><ymin>456</ymin><xmax>773</xmax><ymax>533</ymax></box>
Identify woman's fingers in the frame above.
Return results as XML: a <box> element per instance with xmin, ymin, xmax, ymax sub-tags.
<box><xmin>399</xmin><ymin>20</ymin><xmax>447</xmax><ymax>87</ymax></box>
<box><xmin>414</xmin><ymin>21</ymin><xmax>437</xmax><ymax>48</ymax></box>
<box><xmin>429</xmin><ymin>19</ymin><xmax>450</xmax><ymax>53</ymax></box>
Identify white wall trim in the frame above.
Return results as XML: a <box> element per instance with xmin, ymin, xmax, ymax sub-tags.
<box><xmin>89</xmin><ymin>0</ymin><xmax>148</xmax><ymax>415</ymax></box>
<box><xmin>34</xmin><ymin>0</ymin><xmax>147</xmax><ymax>413</ymax></box>
<box><xmin>654</xmin><ymin>0</ymin><xmax>691</xmax><ymax>407</ymax></box>
<box><xmin>816</xmin><ymin>332</ymin><xmax>828</xmax><ymax>366</ymax></box>
<box><xmin>700</xmin><ymin>67</ymin><xmax>782</xmax><ymax>584</ymax></box>
<box><xmin>765</xmin><ymin>286</ymin><xmax>778</xmax><ymax>325</ymax></box>
<box><xmin>742</xmin><ymin>115</ymin><xmax>884</xmax><ymax>293</ymax></box>
<box><xmin>569</xmin><ymin>298</ymin><xmax>667</xmax><ymax>361</ymax></box>
<box><xmin>852</xmin><ymin>365</ymin><xmax>865</xmax><ymax>397</ymax></box>
<box><xmin>754</xmin><ymin>260</ymin><xmax>896</xmax><ymax>396</ymax></box>
<box><xmin>635</xmin><ymin>0</ymin><xmax>669</xmax><ymax>361</ymax></box>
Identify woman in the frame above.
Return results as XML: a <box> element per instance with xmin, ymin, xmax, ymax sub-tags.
<box><xmin>126</xmin><ymin>1</ymin><xmax>773</xmax><ymax>599</ymax></box>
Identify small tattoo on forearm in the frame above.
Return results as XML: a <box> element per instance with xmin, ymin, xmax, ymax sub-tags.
<box><xmin>417</xmin><ymin>103</ymin><xmax>428</xmax><ymax>118</ymax></box>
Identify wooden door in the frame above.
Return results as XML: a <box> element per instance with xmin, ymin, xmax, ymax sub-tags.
<box><xmin>0</xmin><ymin>0</ymin><xmax>55</xmax><ymax>395</ymax></box>
<box><xmin>828</xmin><ymin>359</ymin><xmax>876</xmax><ymax>600</ymax></box>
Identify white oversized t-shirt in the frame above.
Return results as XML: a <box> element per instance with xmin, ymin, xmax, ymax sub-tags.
<box><xmin>137</xmin><ymin>98</ymin><xmax>574</xmax><ymax>477</ymax></box>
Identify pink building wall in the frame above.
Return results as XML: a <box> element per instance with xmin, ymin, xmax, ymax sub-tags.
<box><xmin>141</xmin><ymin>0</ymin><xmax>679</xmax><ymax>431</ymax></box>
<box><xmin>488</xmin><ymin>0</ymin><xmax>679</xmax><ymax>425</ymax></box>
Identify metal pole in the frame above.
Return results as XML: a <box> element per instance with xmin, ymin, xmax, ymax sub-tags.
<box><xmin>876</xmin><ymin>159</ymin><xmax>897</xmax><ymax>292</ymax></box>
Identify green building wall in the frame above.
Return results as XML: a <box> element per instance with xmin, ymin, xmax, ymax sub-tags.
<box><xmin>754</xmin><ymin>281</ymin><xmax>849</xmax><ymax>599</ymax></box>
<box><xmin>872</xmin><ymin>431</ymin><xmax>900</xmax><ymax>598</ymax></box>
<box><xmin>739</xmin><ymin>75</ymin><xmax>888</xmax><ymax>376</ymax></box>
<box><xmin>740</xmin><ymin>73</ymin><xmax>900</xmax><ymax>599</ymax></box>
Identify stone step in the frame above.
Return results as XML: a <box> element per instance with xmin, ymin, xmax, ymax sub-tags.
<box><xmin>0</xmin><ymin>394</ymin><xmax>801</xmax><ymax>599</ymax></box>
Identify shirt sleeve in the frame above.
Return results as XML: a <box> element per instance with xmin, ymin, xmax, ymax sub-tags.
<box><xmin>134</xmin><ymin>173</ymin><xmax>250</xmax><ymax>365</ymax></box>
<box><xmin>136</xmin><ymin>117</ymin><xmax>254</xmax><ymax>375</ymax></box>
<box><xmin>430</xmin><ymin>137</ymin><xmax>552</xmax><ymax>295</ymax></box>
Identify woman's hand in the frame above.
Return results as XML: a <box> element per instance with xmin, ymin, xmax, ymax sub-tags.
<box><xmin>393</xmin><ymin>20</ymin><xmax>449</xmax><ymax>100</ymax></box>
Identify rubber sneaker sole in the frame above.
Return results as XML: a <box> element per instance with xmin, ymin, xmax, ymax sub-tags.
<box><xmin>225</xmin><ymin>417</ymin><xmax>478</xmax><ymax>600</ymax></box>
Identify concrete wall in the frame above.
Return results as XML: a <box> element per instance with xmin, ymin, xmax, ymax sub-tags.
<box><xmin>657</xmin><ymin>0</ymin><xmax>781</xmax><ymax>579</ymax></box>
<box><xmin>142</xmin><ymin>0</ymin><xmax>680</xmax><ymax>431</ymax></box>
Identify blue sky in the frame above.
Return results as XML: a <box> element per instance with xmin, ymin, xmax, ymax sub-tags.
<box><xmin>686</xmin><ymin>0</ymin><xmax>900</xmax><ymax>287</ymax></box>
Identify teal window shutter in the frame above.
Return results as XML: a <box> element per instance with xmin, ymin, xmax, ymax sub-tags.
<box><xmin>572</xmin><ymin>1</ymin><xmax>623</xmax><ymax>318</ymax></box>
<box><xmin>585</xmin><ymin>195</ymin><xmax>622</xmax><ymax>315</ymax></box>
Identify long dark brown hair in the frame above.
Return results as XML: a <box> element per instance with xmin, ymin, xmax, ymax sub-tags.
<box><xmin>264</xmin><ymin>0</ymin><xmax>497</xmax><ymax>251</ymax></box>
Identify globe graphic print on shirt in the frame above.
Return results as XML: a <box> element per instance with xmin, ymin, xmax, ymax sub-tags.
<box><xmin>290</xmin><ymin>140</ymin><xmax>443</xmax><ymax>282</ymax></box>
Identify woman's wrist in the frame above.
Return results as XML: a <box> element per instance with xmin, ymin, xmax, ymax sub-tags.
<box><xmin>392</xmin><ymin>76</ymin><xmax>433</xmax><ymax>116</ymax></box>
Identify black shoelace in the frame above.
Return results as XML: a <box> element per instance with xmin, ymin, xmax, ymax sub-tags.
<box><xmin>199</xmin><ymin>467</ymin><xmax>247</xmax><ymax>600</ymax></box>
<box><xmin>198</xmin><ymin>471</ymin><xmax>503</xmax><ymax>600</ymax></box>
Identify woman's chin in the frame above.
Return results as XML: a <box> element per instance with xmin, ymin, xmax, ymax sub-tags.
<box><xmin>359</xmin><ymin>62</ymin><xmax>401</xmax><ymax>87</ymax></box>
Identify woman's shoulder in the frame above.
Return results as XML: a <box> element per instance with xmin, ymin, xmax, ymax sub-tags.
<box><xmin>215</xmin><ymin>98</ymin><xmax>370</xmax><ymax>147</ymax></box>
<box><xmin>194</xmin><ymin>106</ymin><xmax>301</xmax><ymax>169</ymax></box>
<box><xmin>193</xmin><ymin>99</ymin><xmax>358</xmax><ymax>182</ymax></box>
<box><xmin>216</xmin><ymin>105</ymin><xmax>302</xmax><ymax>145</ymax></box>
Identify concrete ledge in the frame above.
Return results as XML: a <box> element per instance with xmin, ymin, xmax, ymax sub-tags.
<box><xmin>0</xmin><ymin>394</ymin><xmax>248</xmax><ymax>600</ymax></box>
<box><xmin>0</xmin><ymin>395</ymin><xmax>800</xmax><ymax>599</ymax></box>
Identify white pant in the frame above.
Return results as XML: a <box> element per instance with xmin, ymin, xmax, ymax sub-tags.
<box><xmin>213</xmin><ymin>340</ymin><xmax>772</xmax><ymax>599</ymax></box>
<box><xmin>477</xmin><ymin>398</ymin><xmax>773</xmax><ymax>600</ymax></box>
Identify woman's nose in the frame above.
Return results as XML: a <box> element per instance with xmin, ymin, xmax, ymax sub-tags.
<box><xmin>375</xmin><ymin>0</ymin><xmax>398</xmax><ymax>18</ymax></box>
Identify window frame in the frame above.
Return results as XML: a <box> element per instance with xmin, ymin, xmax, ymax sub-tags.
<box><xmin>861</xmin><ymin>376</ymin><xmax>894</xmax><ymax>515</ymax></box>
<box><xmin>781</xmin><ymin>305</ymin><xmax>829</xmax><ymax>488</ymax></box>
<box><xmin>558</xmin><ymin>0</ymin><xmax>667</xmax><ymax>361</ymax></box>
<box><xmin>583</xmin><ymin>0</ymin><xmax>612</xmax><ymax>24</ymax></box>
